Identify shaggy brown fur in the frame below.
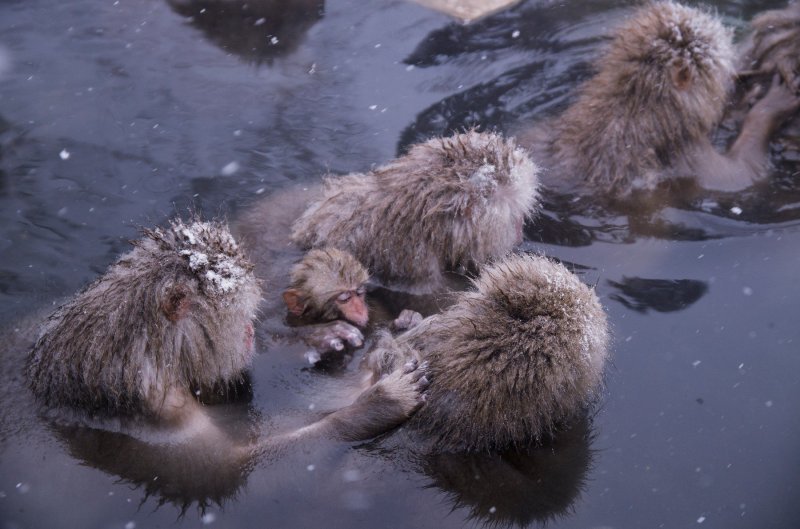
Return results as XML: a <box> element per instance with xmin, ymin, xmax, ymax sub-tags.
<box><xmin>365</xmin><ymin>253</ymin><xmax>609</xmax><ymax>452</ymax></box>
<box><xmin>740</xmin><ymin>3</ymin><xmax>800</xmax><ymax>85</ymax></box>
<box><xmin>25</xmin><ymin>219</ymin><xmax>262</xmax><ymax>421</ymax></box>
<box><xmin>524</xmin><ymin>1</ymin><xmax>736</xmax><ymax>194</ymax></box>
<box><xmin>290</xmin><ymin>131</ymin><xmax>540</xmax><ymax>292</ymax></box>
<box><xmin>284</xmin><ymin>247</ymin><xmax>369</xmax><ymax>324</ymax></box>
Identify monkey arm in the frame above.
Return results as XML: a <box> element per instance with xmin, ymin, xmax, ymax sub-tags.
<box><xmin>692</xmin><ymin>75</ymin><xmax>799</xmax><ymax>191</ymax></box>
<box><xmin>264</xmin><ymin>362</ymin><xmax>428</xmax><ymax>448</ymax></box>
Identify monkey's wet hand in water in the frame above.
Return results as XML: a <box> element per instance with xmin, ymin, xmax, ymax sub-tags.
<box><xmin>751</xmin><ymin>74</ymin><xmax>800</xmax><ymax>122</ymax></box>
<box><xmin>301</xmin><ymin>321</ymin><xmax>365</xmax><ymax>362</ymax></box>
<box><xmin>391</xmin><ymin>309</ymin><xmax>424</xmax><ymax>332</ymax></box>
<box><xmin>354</xmin><ymin>359</ymin><xmax>429</xmax><ymax>428</ymax></box>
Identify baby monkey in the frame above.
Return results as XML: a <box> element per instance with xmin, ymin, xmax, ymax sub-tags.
<box><xmin>283</xmin><ymin>247</ymin><xmax>371</xmax><ymax>358</ymax></box>
<box><xmin>284</xmin><ymin>247</ymin><xmax>369</xmax><ymax>327</ymax></box>
<box><xmin>25</xmin><ymin>218</ymin><xmax>425</xmax><ymax>446</ymax></box>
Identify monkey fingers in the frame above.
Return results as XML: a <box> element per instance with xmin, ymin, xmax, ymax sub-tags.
<box><xmin>300</xmin><ymin>320</ymin><xmax>365</xmax><ymax>363</ymax></box>
<box><xmin>752</xmin><ymin>74</ymin><xmax>800</xmax><ymax>121</ymax></box>
<box><xmin>391</xmin><ymin>309</ymin><xmax>424</xmax><ymax>332</ymax></box>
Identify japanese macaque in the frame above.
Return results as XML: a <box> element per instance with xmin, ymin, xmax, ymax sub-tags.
<box><xmin>25</xmin><ymin>218</ymin><xmax>426</xmax><ymax>446</ymax></box>
<box><xmin>281</xmin><ymin>247</ymin><xmax>371</xmax><ymax>360</ymax></box>
<box><xmin>284</xmin><ymin>247</ymin><xmax>369</xmax><ymax>327</ymax></box>
<box><xmin>290</xmin><ymin>130</ymin><xmax>540</xmax><ymax>292</ymax></box>
<box><xmin>364</xmin><ymin>253</ymin><xmax>609</xmax><ymax>452</ymax></box>
<box><xmin>518</xmin><ymin>1</ymin><xmax>799</xmax><ymax>197</ymax></box>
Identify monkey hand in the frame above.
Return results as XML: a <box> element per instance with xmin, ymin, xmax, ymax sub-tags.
<box><xmin>750</xmin><ymin>74</ymin><xmax>800</xmax><ymax>124</ymax></box>
<box><xmin>391</xmin><ymin>309</ymin><xmax>424</xmax><ymax>332</ymax></box>
<box><xmin>301</xmin><ymin>321</ymin><xmax>365</xmax><ymax>363</ymax></box>
<box><xmin>350</xmin><ymin>359</ymin><xmax>430</xmax><ymax>433</ymax></box>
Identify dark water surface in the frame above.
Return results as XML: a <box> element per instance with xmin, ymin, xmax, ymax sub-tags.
<box><xmin>1</xmin><ymin>0</ymin><xmax>799</xmax><ymax>528</ymax></box>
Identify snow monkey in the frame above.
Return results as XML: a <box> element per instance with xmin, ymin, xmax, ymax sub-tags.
<box><xmin>519</xmin><ymin>1</ymin><xmax>799</xmax><ymax>197</ymax></box>
<box><xmin>25</xmin><ymin>218</ymin><xmax>426</xmax><ymax>445</ymax></box>
<box><xmin>290</xmin><ymin>130</ymin><xmax>540</xmax><ymax>292</ymax></box>
<box><xmin>364</xmin><ymin>253</ymin><xmax>610</xmax><ymax>452</ymax></box>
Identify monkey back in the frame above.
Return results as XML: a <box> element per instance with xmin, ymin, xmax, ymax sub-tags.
<box><xmin>401</xmin><ymin>254</ymin><xmax>609</xmax><ymax>452</ymax></box>
<box><xmin>25</xmin><ymin>219</ymin><xmax>261</xmax><ymax>419</ymax></box>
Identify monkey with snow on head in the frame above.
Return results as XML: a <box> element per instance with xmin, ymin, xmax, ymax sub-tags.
<box><xmin>364</xmin><ymin>253</ymin><xmax>610</xmax><ymax>452</ymax></box>
<box><xmin>291</xmin><ymin>130</ymin><xmax>540</xmax><ymax>293</ymax></box>
<box><xmin>26</xmin><ymin>218</ymin><xmax>426</xmax><ymax>446</ymax></box>
<box><xmin>519</xmin><ymin>1</ymin><xmax>799</xmax><ymax>198</ymax></box>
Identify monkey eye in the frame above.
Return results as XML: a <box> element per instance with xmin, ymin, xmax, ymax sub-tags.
<box><xmin>356</xmin><ymin>286</ymin><xmax>366</xmax><ymax>297</ymax></box>
<box><xmin>337</xmin><ymin>292</ymin><xmax>352</xmax><ymax>303</ymax></box>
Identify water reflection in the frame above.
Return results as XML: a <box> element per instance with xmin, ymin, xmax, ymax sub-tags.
<box><xmin>607</xmin><ymin>277</ymin><xmax>709</xmax><ymax>314</ymax></box>
<box><xmin>53</xmin><ymin>419</ymin><xmax>256</xmax><ymax>514</ymax></box>
<box><xmin>365</xmin><ymin>415</ymin><xmax>593</xmax><ymax>528</ymax></box>
<box><xmin>166</xmin><ymin>0</ymin><xmax>324</xmax><ymax>64</ymax></box>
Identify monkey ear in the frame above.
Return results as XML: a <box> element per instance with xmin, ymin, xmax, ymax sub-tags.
<box><xmin>283</xmin><ymin>288</ymin><xmax>308</xmax><ymax>316</ymax></box>
<box><xmin>161</xmin><ymin>284</ymin><xmax>192</xmax><ymax>323</ymax></box>
<box><xmin>671</xmin><ymin>63</ymin><xmax>693</xmax><ymax>91</ymax></box>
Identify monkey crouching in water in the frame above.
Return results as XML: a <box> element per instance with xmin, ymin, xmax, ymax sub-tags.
<box><xmin>365</xmin><ymin>253</ymin><xmax>609</xmax><ymax>452</ymax></box>
<box><xmin>291</xmin><ymin>130</ymin><xmax>540</xmax><ymax>293</ymax></box>
<box><xmin>518</xmin><ymin>1</ymin><xmax>799</xmax><ymax>200</ymax></box>
<box><xmin>25</xmin><ymin>218</ymin><xmax>426</xmax><ymax>448</ymax></box>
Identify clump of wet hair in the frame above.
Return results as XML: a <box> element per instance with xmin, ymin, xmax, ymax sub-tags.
<box><xmin>287</xmin><ymin>247</ymin><xmax>369</xmax><ymax>321</ymax></box>
<box><xmin>291</xmin><ymin>130</ymin><xmax>540</xmax><ymax>292</ymax></box>
<box><xmin>394</xmin><ymin>253</ymin><xmax>609</xmax><ymax>452</ymax></box>
<box><xmin>542</xmin><ymin>1</ymin><xmax>735</xmax><ymax>193</ymax></box>
<box><xmin>26</xmin><ymin>218</ymin><xmax>261</xmax><ymax>418</ymax></box>
<box><xmin>740</xmin><ymin>3</ymin><xmax>800</xmax><ymax>84</ymax></box>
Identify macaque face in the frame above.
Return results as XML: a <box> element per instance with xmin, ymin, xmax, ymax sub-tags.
<box><xmin>334</xmin><ymin>286</ymin><xmax>368</xmax><ymax>327</ymax></box>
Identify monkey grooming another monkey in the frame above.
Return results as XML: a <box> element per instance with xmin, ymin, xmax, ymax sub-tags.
<box><xmin>364</xmin><ymin>253</ymin><xmax>609</xmax><ymax>452</ymax></box>
<box><xmin>291</xmin><ymin>130</ymin><xmax>540</xmax><ymax>292</ymax></box>
<box><xmin>25</xmin><ymin>218</ymin><xmax>426</xmax><ymax>445</ymax></box>
<box><xmin>519</xmin><ymin>1</ymin><xmax>799</xmax><ymax>198</ymax></box>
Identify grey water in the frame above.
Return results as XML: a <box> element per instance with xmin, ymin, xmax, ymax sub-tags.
<box><xmin>1</xmin><ymin>0</ymin><xmax>799</xmax><ymax>528</ymax></box>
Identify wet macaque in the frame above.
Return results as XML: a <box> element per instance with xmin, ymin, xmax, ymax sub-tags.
<box><xmin>519</xmin><ymin>1</ymin><xmax>799</xmax><ymax>197</ymax></box>
<box><xmin>291</xmin><ymin>130</ymin><xmax>540</xmax><ymax>292</ymax></box>
<box><xmin>25</xmin><ymin>218</ymin><xmax>426</xmax><ymax>447</ymax></box>
<box><xmin>284</xmin><ymin>247</ymin><xmax>369</xmax><ymax>326</ymax></box>
<box><xmin>283</xmin><ymin>248</ymin><xmax>370</xmax><ymax>357</ymax></box>
<box><xmin>26</xmin><ymin>219</ymin><xmax>262</xmax><ymax>429</ymax></box>
<box><xmin>364</xmin><ymin>253</ymin><xmax>609</xmax><ymax>452</ymax></box>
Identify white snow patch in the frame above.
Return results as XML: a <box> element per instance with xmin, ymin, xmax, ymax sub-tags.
<box><xmin>221</xmin><ymin>161</ymin><xmax>239</xmax><ymax>176</ymax></box>
<box><xmin>59</xmin><ymin>149</ymin><xmax>70</xmax><ymax>160</ymax></box>
<box><xmin>730</xmin><ymin>206</ymin><xmax>742</xmax><ymax>215</ymax></box>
